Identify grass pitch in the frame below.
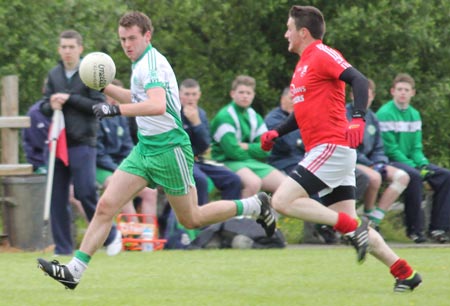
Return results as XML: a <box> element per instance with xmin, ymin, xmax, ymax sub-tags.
<box><xmin>1</xmin><ymin>245</ymin><xmax>449</xmax><ymax>306</ymax></box>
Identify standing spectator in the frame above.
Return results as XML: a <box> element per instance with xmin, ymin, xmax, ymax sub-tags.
<box><xmin>179</xmin><ymin>78</ymin><xmax>242</xmax><ymax>205</ymax></box>
<box><xmin>38</xmin><ymin>11</ymin><xmax>275</xmax><ymax>290</ymax></box>
<box><xmin>210</xmin><ymin>75</ymin><xmax>285</xmax><ymax>197</ymax></box>
<box><xmin>261</xmin><ymin>5</ymin><xmax>421</xmax><ymax>291</ymax></box>
<box><xmin>39</xmin><ymin>30</ymin><xmax>121</xmax><ymax>256</ymax></box>
<box><xmin>23</xmin><ymin>78</ymin><xmax>87</xmax><ymax>222</ymax></box>
<box><xmin>97</xmin><ymin>79</ymin><xmax>158</xmax><ymax>220</ymax></box>
<box><xmin>346</xmin><ymin>79</ymin><xmax>410</xmax><ymax>230</ymax></box>
<box><xmin>377</xmin><ymin>73</ymin><xmax>450</xmax><ymax>243</ymax></box>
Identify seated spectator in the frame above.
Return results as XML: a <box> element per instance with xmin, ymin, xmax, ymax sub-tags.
<box><xmin>210</xmin><ymin>75</ymin><xmax>285</xmax><ymax>197</ymax></box>
<box><xmin>97</xmin><ymin>79</ymin><xmax>157</xmax><ymax>222</ymax></box>
<box><xmin>162</xmin><ymin>78</ymin><xmax>244</xmax><ymax>249</ymax></box>
<box><xmin>377</xmin><ymin>73</ymin><xmax>450</xmax><ymax>243</ymax></box>
<box><xmin>179</xmin><ymin>78</ymin><xmax>242</xmax><ymax>204</ymax></box>
<box><xmin>22</xmin><ymin>81</ymin><xmax>51</xmax><ymax>174</ymax></box>
<box><xmin>346</xmin><ymin>79</ymin><xmax>410</xmax><ymax>231</ymax></box>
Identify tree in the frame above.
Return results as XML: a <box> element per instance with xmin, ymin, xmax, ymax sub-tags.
<box><xmin>1</xmin><ymin>0</ymin><xmax>448</xmax><ymax>166</ymax></box>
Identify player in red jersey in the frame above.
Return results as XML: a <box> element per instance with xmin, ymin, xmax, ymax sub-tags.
<box><xmin>261</xmin><ymin>5</ymin><xmax>421</xmax><ymax>292</ymax></box>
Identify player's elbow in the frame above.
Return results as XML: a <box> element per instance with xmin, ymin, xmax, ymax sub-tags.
<box><xmin>154</xmin><ymin>104</ymin><xmax>166</xmax><ymax>115</ymax></box>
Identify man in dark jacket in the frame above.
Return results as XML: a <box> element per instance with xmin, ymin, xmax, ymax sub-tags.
<box><xmin>40</xmin><ymin>29</ymin><xmax>121</xmax><ymax>256</ymax></box>
<box><xmin>179</xmin><ymin>78</ymin><xmax>242</xmax><ymax>205</ymax></box>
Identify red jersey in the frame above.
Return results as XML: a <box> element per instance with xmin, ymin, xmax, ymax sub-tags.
<box><xmin>290</xmin><ymin>40</ymin><xmax>351</xmax><ymax>152</ymax></box>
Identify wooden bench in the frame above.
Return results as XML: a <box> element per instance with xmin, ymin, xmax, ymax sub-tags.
<box><xmin>1</xmin><ymin>75</ymin><xmax>33</xmax><ymax>244</ymax></box>
<box><xmin>0</xmin><ymin>75</ymin><xmax>33</xmax><ymax>175</ymax></box>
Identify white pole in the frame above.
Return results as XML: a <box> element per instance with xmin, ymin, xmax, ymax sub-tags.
<box><xmin>42</xmin><ymin>110</ymin><xmax>62</xmax><ymax>236</ymax></box>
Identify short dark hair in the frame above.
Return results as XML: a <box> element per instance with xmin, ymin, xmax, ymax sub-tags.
<box><xmin>119</xmin><ymin>11</ymin><xmax>154</xmax><ymax>35</ymax></box>
<box><xmin>59</xmin><ymin>29</ymin><xmax>83</xmax><ymax>45</ymax></box>
<box><xmin>231</xmin><ymin>75</ymin><xmax>255</xmax><ymax>91</ymax></box>
<box><xmin>392</xmin><ymin>73</ymin><xmax>415</xmax><ymax>89</ymax></box>
<box><xmin>180</xmin><ymin>78</ymin><xmax>200</xmax><ymax>89</ymax></box>
<box><xmin>289</xmin><ymin>6</ymin><xmax>325</xmax><ymax>40</ymax></box>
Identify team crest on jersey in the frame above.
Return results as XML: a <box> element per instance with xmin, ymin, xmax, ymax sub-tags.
<box><xmin>296</xmin><ymin>65</ymin><xmax>308</xmax><ymax>77</ymax></box>
<box><xmin>149</xmin><ymin>69</ymin><xmax>159</xmax><ymax>83</ymax></box>
<box><xmin>133</xmin><ymin>75</ymin><xmax>139</xmax><ymax>86</ymax></box>
<box><xmin>367</xmin><ymin>124</ymin><xmax>376</xmax><ymax>135</ymax></box>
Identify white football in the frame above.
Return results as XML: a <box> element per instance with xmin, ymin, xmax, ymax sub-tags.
<box><xmin>79</xmin><ymin>52</ymin><xmax>116</xmax><ymax>90</ymax></box>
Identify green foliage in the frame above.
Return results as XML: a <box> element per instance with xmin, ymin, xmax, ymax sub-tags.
<box><xmin>1</xmin><ymin>0</ymin><xmax>449</xmax><ymax>165</ymax></box>
<box><xmin>0</xmin><ymin>0</ymin><xmax>126</xmax><ymax>113</ymax></box>
<box><xmin>325</xmin><ymin>0</ymin><xmax>450</xmax><ymax>166</ymax></box>
<box><xmin>128</xmin><ymin>0</ymin><xmax>289</xmax><ymax>116</ymax></box>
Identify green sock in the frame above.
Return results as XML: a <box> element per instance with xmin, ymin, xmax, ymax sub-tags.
<box><xmin>234</xmin><ymin>200</ymin><xmax>244</xmax><ymax>216</ymax></box>
<box><xmin>75</xmin><ymin>250</ymin><xmax>91</xmax><ymax>265</ymax></box>
<box><xmin>363</xmin><ymin>208</ymin><xmax>373</xmax><ymax>215</ymax></box>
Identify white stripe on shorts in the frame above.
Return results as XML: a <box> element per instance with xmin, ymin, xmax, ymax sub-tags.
<box><xmin>174</xmin><ymin>146</ymin><xmax>191</xmax><ymax>194</ymax></box>
<box><xmin>300</xmin><ymin>144</ymin><xmax>356</xmax><ymax>195</ymax></box>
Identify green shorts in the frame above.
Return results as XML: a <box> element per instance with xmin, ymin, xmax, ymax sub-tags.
<box><xmin>96</xmin><ymin>168</ymin><xmax>113</xmax><ymax>185</ymax></box>
<box><xmin>119</xmin><ymin>145</ymin><xmax>195</xmax><ymax>196</ymax></box>
<box><xmin>223</xmin><ymin>159</ymin><xmax>276</xmax><ymax>178</ymax></box>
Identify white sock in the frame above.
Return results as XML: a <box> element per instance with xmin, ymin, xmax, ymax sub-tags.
<box><xmin>370</xmin><ymin>208</ymin><xmax>385</xmax><ymax>220</ymax></box>
<box><xmin>241</xmin><ymin>195</ymin><xmax>261</xmax><ymax>218</ymax></box>
<box><xmin>67</xmin><ymin>257</ymin><xmax>87</xmax><ymax>280</ymax></box>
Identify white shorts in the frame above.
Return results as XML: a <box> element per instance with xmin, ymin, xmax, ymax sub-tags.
<box><xmin>300</xmin><ymin>144</ymin><xmax>356</xmax><ymax>197</ymax></box>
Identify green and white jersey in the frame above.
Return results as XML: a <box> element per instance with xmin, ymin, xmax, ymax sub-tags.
<box><xmin>376</xmin><ymin>100</ymin><xmax>428</xmax><ymax>167</ymax></box>
<box><xmin>131</xmin><ymin>44</ymin><xmax>190</xmax><ymax>155</ymax></box>
<box><xmin>210</xmin><ymin>101</ymin><xmax>269</xmax><ymax>162</ymax></box>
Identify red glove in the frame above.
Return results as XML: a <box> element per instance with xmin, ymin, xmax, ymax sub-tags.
<box><xmin>261</xmin><ymin>130</ymin><xmax>279</xmax><ymax>151</ymax></box>
<box><xmin>346</xmin><ymin>118</ymin><xmax>365</xmax><ymax>148</ymax></box>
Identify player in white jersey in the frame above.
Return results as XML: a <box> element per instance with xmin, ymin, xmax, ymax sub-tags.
<box><xmin>38</xmin><ymin>11</ymin><xmax>276</xmax><ymax>290</ymax></box>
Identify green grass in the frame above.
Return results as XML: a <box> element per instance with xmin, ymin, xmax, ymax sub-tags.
<box><xmin>2</xmin><ymin>246</ymin><xmax>449</xmax><ymax>306</ymax></box>
<box><xmin>277</xmin><ymin>209</ymin><xmax>412</xmax><ymax>244</ymax></box>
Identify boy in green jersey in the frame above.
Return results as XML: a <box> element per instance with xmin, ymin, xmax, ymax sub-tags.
<box><xmin>377</xmin><ymin>73</ymin><xmax>450</xmax><ymax>243</ymax></box>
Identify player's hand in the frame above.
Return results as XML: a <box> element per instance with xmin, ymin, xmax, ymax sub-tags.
<box><xmin>372</xmin><ymin>163</ymin><xmax>387</xmax><ymax>178</ymax></box>
<box><xmin>419</xmin><ymin>165</ymin><xmax>434</xmax><ymax>180</ymax></box>
<box><xmin>183</xmin><ymin>105</ymin><xmax>201</xmax><ymax>126</ymax></box>
<box><xmin>346</xmin><ymin>118</ymin><xmax>365</xmax><ymax>148</ymax></box>
<box><xmin>261</xmin><ymin>130</ymin><xmax>279</xmax><ymax>151</ymax></box>
<box><xmin>92</xmin><ymin>103</ymin><xmax>121</xmax><ymax>120</ymax></box>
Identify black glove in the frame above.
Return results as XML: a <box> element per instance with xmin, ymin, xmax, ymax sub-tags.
<box><xmin>92</xmin><ymin>103</ymin><xmax>121</xmax><ymax>120</ymax></box>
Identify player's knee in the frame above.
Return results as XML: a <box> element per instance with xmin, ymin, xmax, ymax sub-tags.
<box><xmin>390</xmin><ymin>169</ymin><xmax>409</xmax><ymax>194</ymax></box>
<box><xmin>243</xmin><ymin>178</ymin><xmax>262</xmax><ymax>195</ymax></box>
<box><xmin>95</xmin><ymin>197</ymin><xmax>117</xmax><ymax>219</ymax></box>
<box><xmin>368</xmin><ymin>170</ymin><xmax>382</xmax><ymax>189</ymax></box>
<box><xmin>271</xmin><ymin>192</ymin><xmax>287</xmax><ymax>214</ymax></box>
